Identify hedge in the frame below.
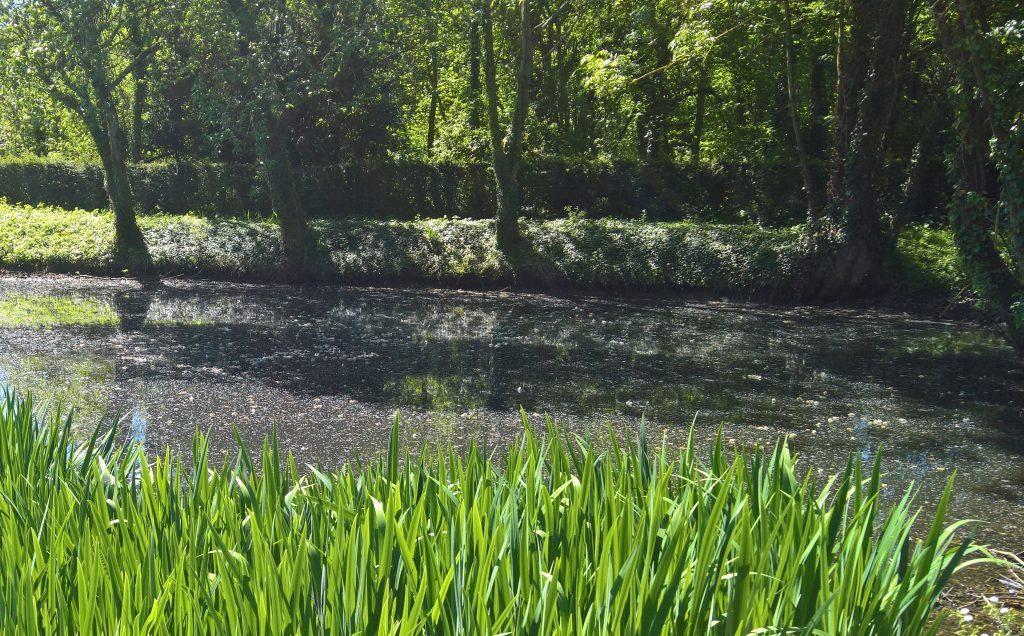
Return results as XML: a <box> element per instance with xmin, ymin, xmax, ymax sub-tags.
<box><xmin>0</xmin><ymin>157</ymin><xmax>804</xmax><ymax>224</ymax></box>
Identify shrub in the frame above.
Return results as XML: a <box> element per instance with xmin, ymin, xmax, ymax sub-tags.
<box><xmin>897</xmin><ymin>225</ymin><xmax>968</xmax><ymax>295</ymax></box>
<box><xmin>0</xmin><ymin>391</ymin><xmax>994</xmax><ymax>633</ymax></box>
<box><xmin>0</xmin><ymin>157</ymin><xmax>107</xmax><ymax>210</ymax></box>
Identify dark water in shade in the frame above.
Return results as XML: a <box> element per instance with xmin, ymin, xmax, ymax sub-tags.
<box><xmin>1</xmin><ymin>275</ymin><xmax>1023</xmax><ymax>549</ymax></box>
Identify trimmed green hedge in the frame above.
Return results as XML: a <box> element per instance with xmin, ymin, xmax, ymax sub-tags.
<box><xmin>0</xmin><ymin>157</ymin><xmax>803</xmax><ymax>223</ymax></box>
<box><xmin>0</xmin><ymin>202</ymin><xmax>957</xmax><ymax>297</ymax></box>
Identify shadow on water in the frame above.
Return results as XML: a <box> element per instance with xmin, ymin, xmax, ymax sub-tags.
<box><xmin>1</xmin><ymin>276</ymin><xmax>1023</xmax><ymax>546</ymax></box>
<box><xmin>112</xmin><ymin>281</ymin><xmax>161</xmax><ymax>332</ymax></box>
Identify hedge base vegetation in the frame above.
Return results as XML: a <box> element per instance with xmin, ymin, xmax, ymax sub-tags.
<box><xmin>0</xmin><ymin>392</ymin><xmax>991</xmax><ymax>633</ymax></box>
<box><xmin>0</xmin><ymin>202</ymin><xmax>962</xmax><ymax>297</ymax></box>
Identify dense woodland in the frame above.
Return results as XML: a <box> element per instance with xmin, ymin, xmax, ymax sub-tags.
<box><xmin>0</xmin><ymin>0</ymin><xmax>1022</xmax><ymax>352</ymax></box>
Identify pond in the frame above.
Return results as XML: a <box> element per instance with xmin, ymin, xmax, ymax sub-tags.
<box><xmin>1</xmin><ymin>275</ymin><xmax>1023</xmax><ymax>548</ymax></box>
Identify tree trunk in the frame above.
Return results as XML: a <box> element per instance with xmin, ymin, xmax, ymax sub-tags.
<box><xmin>807</xmin><ymin>58</ymin><xmax>828</xmax><ymax>169</ymax></box>
<box><xmin>690</xmin><ymin>64</ymin><xmax>709</xmax><ymax>165</ymax></box>
<box><xmin>262</xmin><ymin>116</ymin><xmax>312</xmax><ymax>279</ymax></box>
<box><xmin>810</xmin><ymin>0</ymin><xmax>911</xmax><ymax>298</ymax></box>
<box><xmin>841</xmin><ymin>1</ymin><xmax>908</xmax><ymax>240</ymax></box>
<box><xmin>950</xmin><ymin>0</ymin><xmax>1024</xmax><ymax>280</ymax></box>
<box><xmin>949</xmin><ymin>96</ymin><xmax>1023</xmax><ymax>353</ymax></box>
<box><xmin>933</xmin><ymin>0</ymin><xmax>1024</xmax><ymax>354</ymax></box>
<box><xmin>493</xmin><ymin>156</ymin><xmax>522</xmax><ymax>254</ymax></box>
<box><xmin>426</xmin><ymin>54</ymin><xmax>439</xmax><ymax>156</ymax></box>
<box><xmin>827</xmin><ymin>0</ymin><xmax>867</xmax><ymax>202</ymax></box>
<box><xmin>481</xmin><ymin>0</ymin><xmax>531</xmax><ymax>254</ymax></box>
<box><xmin>806</xmin><ymin>58</ymin><xmax>829</xmax><ymax>224</ymax></box>
<box><xmin>637</xmin><ymin>41</ymin><xmax>671</xmax><ymax>162</ymax></box>
<box><xmin>783</xmin><ymin>0</ymin><xmax>825</xmax><ymax>223</ymax></box>
<box><xmin>130</xmin><ymin>75</ymin><xmax>146</xmax><ymax>162</ymax></box>
<box><xmin>90</xmin><ymin>98</ymin><xmax>151</xmax><ymax>274</ymax></box>
<box><xmin>425</xmin><ymin>0</ymin><xmax>439</xmax><ymax>156</ymax></box>
<box><xmin>468</xmin><ymin>14</ymin><xmax>482</xmax><ymax>130</ymax></box>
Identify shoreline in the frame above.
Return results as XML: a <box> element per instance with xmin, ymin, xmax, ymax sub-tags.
<box><xmin>0</xmin><ymin>269</ymin><xmax>987</xmax><ymax>324</ymax></box>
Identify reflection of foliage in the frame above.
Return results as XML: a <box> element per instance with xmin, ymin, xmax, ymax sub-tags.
<box><xmin>897</xmin><ymin>330</ymin><xmax>1006</xmax><ymax>358</ymax></box>
<box><xmin>385</xmin><ymin>374</ymin><xmax>487</xmax><ymax>412</ymax></box>
<box><xmin>0</xmin><ymin>295</ymin><xmax>115</xmax><ymax>328</ymax></box>
<box><xmin>1</xmin><ymin>354</ymin><xmax>114</xmax><ymax>425</ymax></box>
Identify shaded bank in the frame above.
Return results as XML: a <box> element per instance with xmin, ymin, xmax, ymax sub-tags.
<box><xmin>0</xmin><ymin>203</ymin><xmax>961</xmax><ymax>299</ymax></box>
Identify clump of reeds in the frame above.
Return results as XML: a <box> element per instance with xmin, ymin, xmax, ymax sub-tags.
<box><xmin>0</xmin><ymin>393</ymin><xmax>993</xmax><ymax>633</ymax></box>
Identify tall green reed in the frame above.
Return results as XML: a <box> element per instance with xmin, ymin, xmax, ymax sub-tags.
<box><xmin>0</xmin><ymin>393</ymin><xmax>993</xmax><ymax>634</ymax></box>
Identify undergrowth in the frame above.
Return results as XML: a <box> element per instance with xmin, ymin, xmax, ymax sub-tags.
<box><xmin>0</xmin><ymin>202</ymin><xmax>958</xmax><ymax>297</ymax></box>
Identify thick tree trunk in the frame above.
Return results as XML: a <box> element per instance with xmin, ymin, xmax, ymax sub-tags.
<box><xmin>951</xmin><ymin>98</ymin><xmax>1023</xmax><ymax>353</ymax></box>
<box><xmin>481</xmin><ymin>0</ymin><xmax>530</xmax><ymax>254</ymax></box>
<box><xmin>262</xmin><ymin>117</ymin><xmax>312</xmax><ymax>279</ymax></box>
<box><xmin>949</xmin><ymin>0</ymin><xmax>1024</xmax><ymax>280</ymax></box>
<box><xmin>810</xmin><ymin>0</ymin><xmax>911</xmax><ymax>298</ymax></box>
<box><xmin>828</xmin><ymin>1</ymin><xmax>868</xmax><ymax>202</ymax></box>
<box><xmin>492</xmin><ymin>154</ymin><xmax>522</xmax><ymax>254</ymax></box>
<box><xmin>934</xmin><ymin>0</ymin><xmax>1024</xmax><ymax>354</ymax></box>
<box><xmin>90</xmin><ymin>101</ymin><xmax>151</xmax><ymax>274</ymax></box>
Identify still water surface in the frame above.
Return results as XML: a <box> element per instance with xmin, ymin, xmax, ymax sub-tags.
<box><xmin>1</xmin><ymin>275</ymin><xmax>1022</xmax><ymax>547</ymax></box>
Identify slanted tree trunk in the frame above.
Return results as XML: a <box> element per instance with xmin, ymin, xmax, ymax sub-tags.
<box><xmin>87</xmin><ymin>82</ymin><xmax>151</xmax><ymax>273</ymax></box>
<box><xmin>481</xmin><ymin>0</ymin><xmax>532</xmax><ymax>254</ymax></box>
<box><xmin>29</xmin><ymin>0</ymin><xmax>153</xmax><ymax>275</ymax></box>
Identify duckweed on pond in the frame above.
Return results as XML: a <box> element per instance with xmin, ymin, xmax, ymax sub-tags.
<box><xmin>1</xmin><ymin>276</ymin><xmax>1022</xmax><ymax>550</ymax></box>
